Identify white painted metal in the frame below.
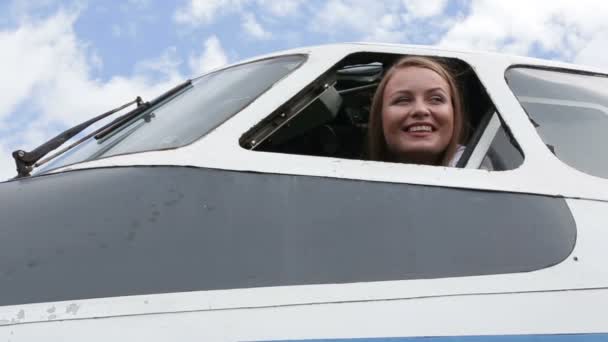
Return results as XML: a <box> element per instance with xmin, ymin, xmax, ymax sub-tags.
<box><xmin>3</xmin><ymin>289</ymin><xmax>608</xmax><ymax>341</ymax></box>
<box><xmin>464</xmin><ymin>112</ymin><xmax>500</xmax><ymax>169</ymax></box>
<box><xmin>3</xmin><ymin>43</ymin><xmax>608</xmax><ymax>340</ymax></box>
<box><xmin>41</xmin><ymin>43</ymin><xmax>608</xmax><ymax>203</ymax></box>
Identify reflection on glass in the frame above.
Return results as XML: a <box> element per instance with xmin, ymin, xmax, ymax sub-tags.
<box><xmin>506</xmin><ymin>67</ymin><xmax>608</xmax><ymax>178</ymax></box>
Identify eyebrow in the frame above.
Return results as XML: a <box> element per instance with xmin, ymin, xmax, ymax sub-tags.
<box><xmin>387</xmin><ymin>87</ymin><xmax>448</xmax><ymax>98</ymax></box>
<box><xmin>425</xmin><ymin>87</ymin><xmax>448</xmax><ymax>94</ymax></box>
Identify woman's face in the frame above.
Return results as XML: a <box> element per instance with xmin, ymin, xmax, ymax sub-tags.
<box><xmin>381</xmin><ymin>66</ymin><xmax>454</xmax><ymax>164</ymax></box>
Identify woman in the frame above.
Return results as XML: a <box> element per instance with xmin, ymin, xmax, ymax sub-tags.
<box><xmin>367</xmin><ymin>56</ymin><xmax>468</xmax><ymax>166</ymax></box>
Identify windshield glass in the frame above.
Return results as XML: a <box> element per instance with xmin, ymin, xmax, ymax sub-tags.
<box><xmin>506</xmin><ymin>67</ymin><xmax>608</xmax><ymax>179</ymax></box>
<box><xmin>36</xmin><ymin>54</ymin><xmax>306</xmax><ymax>174</ymax></box>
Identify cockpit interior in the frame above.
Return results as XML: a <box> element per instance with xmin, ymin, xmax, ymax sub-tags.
<box><xmin>240</xmin><ymin>52</ymin><xmax>522</xmax><ymax>170</ymax></box>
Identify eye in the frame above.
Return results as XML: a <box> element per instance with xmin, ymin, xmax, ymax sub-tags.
<box><xmin>393</xmin><ymin>96</ymin><xmax>411</xmax><ymax>105</ymax></box>
<box><xmin>429</xmin><ymin>95</ymin><xmax>445</xmax><ymax>104</ymax></box>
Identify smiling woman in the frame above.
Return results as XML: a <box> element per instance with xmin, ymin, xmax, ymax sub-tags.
<box><xmin>367</xmin><ymin>56</ymin><xmax>465</xmax><ymax>166</ymax></box>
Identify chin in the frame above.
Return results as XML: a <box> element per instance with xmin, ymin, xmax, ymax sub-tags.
<box><xmin>402</xmin><ymin>145</ymin><xmax>443</xmax><ymax>156</ymax></box>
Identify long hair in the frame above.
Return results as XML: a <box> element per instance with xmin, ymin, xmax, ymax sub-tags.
<box><xmin>366</xmin><ymin>56</ymin><xmax>467</xmax><ymax>166</ymax></box>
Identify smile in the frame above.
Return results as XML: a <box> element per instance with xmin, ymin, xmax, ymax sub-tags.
<box><xmin>404</xmin><ymin>124</ymin><xmax>435</xmax><ymax>133</ymax></box>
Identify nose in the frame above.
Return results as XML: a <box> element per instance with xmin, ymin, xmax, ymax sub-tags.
<box><xmin>411</xmin><ymin>99</ymin><xmax>430</xmax><ymax>118</ymax></box>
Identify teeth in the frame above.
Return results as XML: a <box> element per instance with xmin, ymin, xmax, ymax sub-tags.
<box><xmin>408</xmin><ymin>125</ymin><xmax>432</xmax><ymax>132</ymax></box>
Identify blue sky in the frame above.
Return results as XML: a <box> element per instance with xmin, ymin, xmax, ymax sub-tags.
<box><xmin>1</xmin><ymin>0</ymin><xmax>608</xmax><ymax>179</ymax></box>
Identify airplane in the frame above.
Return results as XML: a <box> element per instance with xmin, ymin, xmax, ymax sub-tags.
<box><xmin>1</xmin><ymin>42</ymin><xmax>607</xmax><ymax>341</ymax></box>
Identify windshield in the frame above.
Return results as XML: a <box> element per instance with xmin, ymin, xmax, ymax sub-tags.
<box><xmin>35</xmin><ymin>54</ymin><xmax>306</xmax><ymax>174</ymax></box>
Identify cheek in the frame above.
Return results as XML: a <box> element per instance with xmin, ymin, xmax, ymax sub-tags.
<box><xmin>381</xmin><ymin>107</ymin><xmax>396</xmax><ymax>135</ymax></box>
<box><xmin>439</xmin><ymin>106</ymin><xmax>455</xmax><ymax>137</ymax></box>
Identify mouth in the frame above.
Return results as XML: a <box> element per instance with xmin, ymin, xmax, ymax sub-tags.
<box><xmin>402</xmin><ymin>123</ymin><xmax>436</xmax><ymax>134</ymax></box>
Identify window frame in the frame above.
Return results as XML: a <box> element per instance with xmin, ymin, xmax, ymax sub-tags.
<box><xmin>236</xmin><ymin>50</ymin><xmax>523</xmax><ymax>175</ymax></box>
<box><xmin>191</xmin><ymin>47</ymin><xmax>607</xmax><ymax>201</ymax></box>
<box><xmin>179</xmin><ymin>48</ymin><xmax>539</xmax><ymax>192</ymax></box>
<box><xmin>505</xmin><ymin>63</ymin><xmax>608</xmax><ymax>181</ymax></box>
<box><xmin>463</xmin><ymin>112</ymin><xmax>501</xmax><ymax>168</ymax></box>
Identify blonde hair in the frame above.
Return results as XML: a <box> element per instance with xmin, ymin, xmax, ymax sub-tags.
<box><xmin>367</xmin><ymin>56</ymin><xmax>467</xmax><ymax>166</ymax></box>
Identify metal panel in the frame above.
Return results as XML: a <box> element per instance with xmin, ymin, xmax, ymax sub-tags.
<box><xmin>0</xmin><ymin>166</ymin><xmax>576</xmax><ymax>306</ymax></box>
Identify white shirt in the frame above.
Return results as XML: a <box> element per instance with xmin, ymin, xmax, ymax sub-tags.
<box><xmin>449</xmin><ymin>144</ymin><xmax>494</xmax><ymax>170</ymax></box>
<box><xmin>448</xmin><ymin>145</ymin><xmax>466</xmax><ymax>167</ymax></box>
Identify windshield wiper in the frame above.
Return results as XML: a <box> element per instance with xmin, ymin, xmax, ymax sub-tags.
<box><xmin>94</xmin><ymin>80</ymin><xmax>191</xmax><ymax>140</ymax></box>
<box><xmin>12</xmin><ymin>80</ymin><xmax>192</xmax><ymax>178</ymax></box>
<box><xmin>12</xmin><ymin>97</ymin><xmax>142</xmax><ymax>178</ymax></box>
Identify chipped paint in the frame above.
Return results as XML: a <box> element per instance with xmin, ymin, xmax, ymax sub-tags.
<box><xmin>65</xmin><ymin>303</ymin><xmax>80</xmax><ymax>315</ymax></box>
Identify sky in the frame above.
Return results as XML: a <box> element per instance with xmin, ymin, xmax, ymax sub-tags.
<box><xmin>1</xmin><ymin>0</ymin><xmax>608</xmax><ymax>180</ymax></box>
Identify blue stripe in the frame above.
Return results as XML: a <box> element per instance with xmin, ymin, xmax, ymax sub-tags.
<box><xmin>261</xmin><ymin>334</ymin><xmax>608</xmax><ymax>342</ymax></box>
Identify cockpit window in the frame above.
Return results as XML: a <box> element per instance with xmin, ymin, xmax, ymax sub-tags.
<box><xmin>35</xmin><ymin>55</ymin><xmax>306</xmax><ymax>174</ymax></box>
<box><xmin>241</xmin><ymin>52</ymin><xmax>522</xmax><ymax>170</ymax></box>
<box><xmin>506</xmin><ymin>67</ymin><xmax>608</xmax><ymax>178</ymax></box>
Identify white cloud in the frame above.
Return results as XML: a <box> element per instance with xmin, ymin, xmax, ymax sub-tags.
<box><xmin>242</xmin><ymin>13</ymin><xmax>272</xmax><ymax>40</ymax></box>
<box><xmin>312</xmin><ymin>0</ymin><xmax>376</xmax><ymax>34</ymax></box>
<box><xmin>188</xmin><ymin>35</ymin><xmax>229</xmax><ymax>76</ymax></box>
<box><xmin>174</xmin><ymin>0</ymin><xmax>304</xmax><ymax>26</ymax></box>
<box><xmin>174</xmin><ymin>0</ymin><xmax>243</xmax><ymax>26</ymax></box>
<box><xmin>0</xmin><ymin>10</ymin><xmax>82</xmax><ymax>121</ymax></box>
<box><xmin>0</xmin><ymin>9</ymin><xmax>185</xmax><ymax>180</ymax></box>
<box><xmin>402</xmin><ymin>0</ymin><xmax>447</xmax><ymax>18</ymax></box>
<box><xmin>439</xmin><ymin>0</ymin><xmax>608</xmax><ymax>61</ymax></box>
<box><xmin>575</xmin><ymin>30</ymin><xmax>608</xmax><ymax>69</ymax></box>
<box><xmin>135</xmin><ymin>46</ymin><xmax>182</xmax><ymax>79</ymax></box>
<box><xmin>312</xmin><ymin>0</ymin><xmax>405</xmax><ymax>42</ymax></box>
<box><xmin>255</xmin><ymin>0</ymin><xmax>304</xmax><ymax>16</ymax></box>
<box><xmin>174</xmin><ymin>0</ymin><xmax>306</xmax><ymax>43</ymax></box>
<box><xmin>365</xmin><ymin>13</ymin><xmax>405</xmax><ymax>42</ymax></box>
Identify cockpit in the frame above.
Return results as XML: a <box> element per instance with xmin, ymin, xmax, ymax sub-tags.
<box><xmin>30</xmin><ymin>49</ymin><xmax>527</xmax><ymax>176</ymax></box>
<box><xmin>240</xmin><ymin>52</ymin><xmax>522</xmax><ymax>171</ymax></box>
